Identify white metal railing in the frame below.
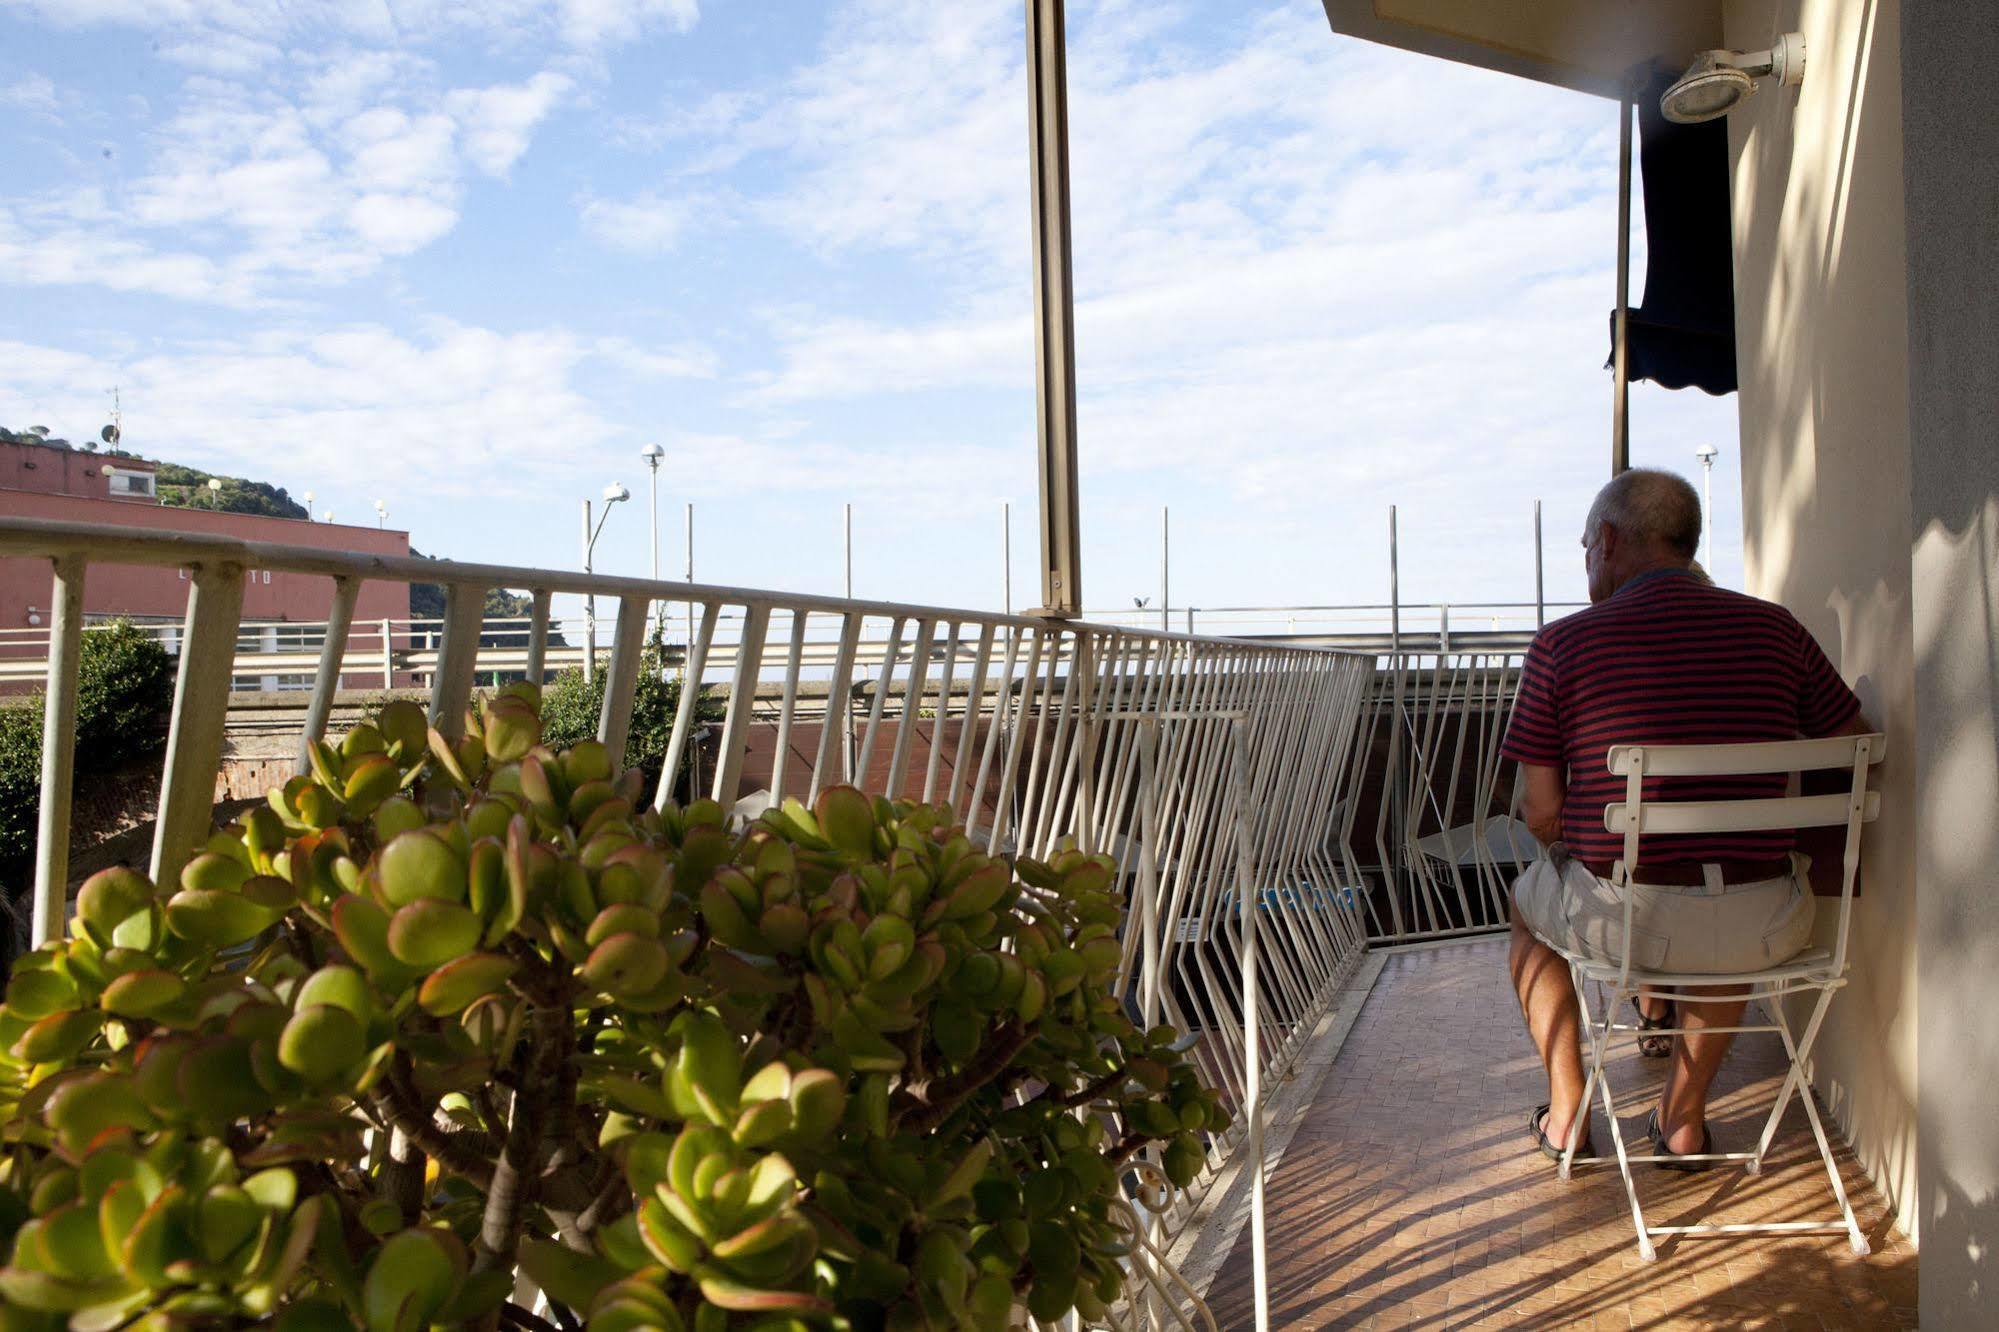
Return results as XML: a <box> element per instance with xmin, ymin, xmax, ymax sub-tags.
<box><xmin>0</xmin><ymin>601</ymin><xmax>1581</xmax><ymax>688</ymax></box>
<box><xmin>0</xmin><ymin>515</ymin><xmax>1388</xmax><ymax>1331</ymax></box>
<box><xmin>1337</xmin><ymin>650</ymin><xmax>1537</xmax><ymax>943</ymax></box>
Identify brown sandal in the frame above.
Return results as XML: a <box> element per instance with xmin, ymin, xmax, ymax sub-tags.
<box><xmin>1634</xmin><ymin>997</ymin><xmax>1674</xmax><ymax>1058</ymax></box>
<box><xmin>1530</xmin><ymin>1103</ymin><xmax>1592</xmax><ymax>1160</ymax></box>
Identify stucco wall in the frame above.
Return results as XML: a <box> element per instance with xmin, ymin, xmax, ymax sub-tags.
<box><xmin>1902</xmin><ymin>7</ymin><xmax>1999</xmax><ymax>1322</ymax></box>
<box><xmin>1723</xmin><ymin>0</ymin><xmax>1920</xmax><ymax>1239</ymax></box>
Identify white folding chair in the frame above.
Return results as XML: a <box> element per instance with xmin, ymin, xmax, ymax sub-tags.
<box><xmin>1545</xmin><ymin>733</ymin><xmax>1883</xmax><ymax>1261</ymax></box>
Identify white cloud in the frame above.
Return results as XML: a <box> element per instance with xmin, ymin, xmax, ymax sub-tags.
<box><xmin>2</xmin><ymin>71</ymin><xmax>60</xmax><ymax>117</ymax></box>
<box><xmin>0</xmin><ymin>0</ymin><xmax>700</xmax><ymax>55</ymax></box>
<box><xmin>449</xmin><ymin>72</ymin><xmax>572</xmax><ymax>176</ymax></box>
<box><xmin>556</xmin><ymin>0</ymin><xmax>698</xmax><ymax>49</ymax></box>
<box><xmin>594</xmin><ymin>336</ymin><xmax>719</xmax><ymax>380</ymax></box>
<box><xmin>4</xmin><ymin>57</ymin><xmax>573</xmax><ymax>303</ymax></box>
<box><xmin>0</xmin><ymin>323</ymin><xmax>612</xmax><ymax>495</ymax></box>
<box><xmin>579</xmin><ymin>193</ymin><xmax>692</xmax><ymax>252</ymax></box>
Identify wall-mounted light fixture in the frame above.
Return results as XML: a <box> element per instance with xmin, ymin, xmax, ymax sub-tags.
<box><xmin>1662</xmin><ymin>33</ymin><xmax>1806</xmax><ymax>123</ymax></box>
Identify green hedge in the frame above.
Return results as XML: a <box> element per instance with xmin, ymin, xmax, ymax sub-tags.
<box><xmin>1</xmin><ymin>622</ymin><xmax>174</xmax><ymax>952</ymax></box>
<box><xmin>539</xmin><ymin>639</ymin><xmax>718</xmax><ymax>799</ymax></box>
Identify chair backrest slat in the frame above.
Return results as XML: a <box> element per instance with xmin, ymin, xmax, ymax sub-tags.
<box><xmin>1601</xmin><ymin>732</ymin><xmax>1883</xmax><ymax>978</ymax></box>
<box><xmin>1605</xmin><ymin>790</ymin><xmax>1881</xmax><ymax>836</ymax></box>
<box><xmin>1606</xmin><ymin>733</ymin><xmax>1887</xmax><ymax>777</ymax></box>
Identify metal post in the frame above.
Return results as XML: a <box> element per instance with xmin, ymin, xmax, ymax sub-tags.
<box><xmin>1534</xmin><ymin>500</ymin><xmax>1546</xmax><ymax>628</ymax></box>
<box><xmin>684</xmin><ymin>501</ymin><xmax>694</xmax><ymax>671</ymax></box>
<box><xmin>647</xmin><ymin>451</ymin><xmax>662</xmax><ymax>645</ymax></box>
<box><xmin>1026</xmin><ymin>0</ymin><xmax>1081</xmax><ymax>616</ymax></box>
<box><xmin>843</xmin><ymin>506</ymin><xmax>856</xmax><ymax>784</ymax></box>
<box><xmin>1389</xmin><ymin>506</ymin><xmax>1401</xmax><ymax>654</ymax></box>
<box><xmin>1697</xmin><ymin>447</ymin><xmax>1717</xmax><ymax>568</ymax></box>
<box><xmin>581</xmin><ymin>498</ymin><xmax>596</xmax><ymax>687</ymax></box>
<box><xmin>32</xmin><ymin>555</ymin><xmax>85</xmax><ymax>944</ymax></box>
<box><xmin>684</xmin><ymin>501</ymin><xmax>698</xmax><ymax>794</ymax></box>
<box><xmin>1228</xmin><ymin>720</ymin><xmax>1269</xmax><ymax>1332</ymax></box>
<box><xmin>380</xmin><ymin>618</ymin><xmax>393</xmax><ymax>689</ymax></box>
<box><xmin>647</xmin><ymin>460</ymin><xmax>660</xmax><ymax>583</ymax></box>
<box><xmin>1160</xmin><ymin>505</ymin><xmax>1170</xmax><ymax>633</ymax></box>
<box><xmin>1001</xmin><ymin>501</ymin><xmax>1012</xmax><ymax>616</ymax></box>
<box><xmin>1612</xmin><ymin>96</ymin><xmax>1633</xmax><ymax>476</ymax></box>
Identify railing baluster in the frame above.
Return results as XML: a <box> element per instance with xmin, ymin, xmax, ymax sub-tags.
<box><xmin>886</xmin><ymin>617</ymin><xmax>934</xmax><ymax>799</ymax></box>
<box><xmin>429</xmin><ymin>583</ymin><xmax>486</xmax><ymax>739</ymax></box>
<box><xmin>654</xmin><ymin>601</ymin><xmax>719</xmax><ymax>810</ymax></box>
<box><xmin>770</xmin><ymin>610</ymin><xmax>807</xmax><ymax>800</ymax></box>
<box><xmin>711</xmin><ymin>603</ymin><xmax>770</xmax><ymax>805</ymax></box>
<box><xmin>853</xmin><ymin>616</ymin><xmax>904</xmax><ymax>787</ymax></box>
<box><xmin>597</xmin><ymin>595</ymin><xmax>653</xmax><ymax>766</ymax></box>
<box><xmin>921</xmin><ymin>621</ymin><xmax>958</xmax><ymax>803</ymax></box>
<box><xmin>809</xmin><ymin>613</ymin><xmax>862</xmax><ymax>801</ymax></box>
<box><xmin>31</xmin><ymin>554</ymin><xmax>87</xmax><ymax>945</ymax></box>
<box><xmin>296</xmin><ymin>575</ymin><xmax>359</xmax><ymax>776</ymax></box>
<box><xmin>150</xmin><ymin>562</ymin><xmax>246</xmax><ymax>892</ymax></box>
<box><xmin>526</xmin><ymin>589</ymin><xmax>552</xmax><ymax>684</ymax></box>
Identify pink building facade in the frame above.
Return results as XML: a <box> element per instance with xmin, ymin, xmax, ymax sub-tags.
<box><xmin>0</xmin><ymin>438</ymin><xmax>413</xmax><ymax>691</ymax></box>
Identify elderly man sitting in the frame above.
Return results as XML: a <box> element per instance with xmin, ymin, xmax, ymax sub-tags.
<box><xmin>1500</xmin><ymin>469</ymin><xmax>1866</xmax><ymax>1166</ymax></box>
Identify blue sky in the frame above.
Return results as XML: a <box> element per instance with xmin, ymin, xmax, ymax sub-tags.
<box><xmin>0</xmin><ymin>0</ymin><xmax>1741</xmax><ymax>623</ymax></box>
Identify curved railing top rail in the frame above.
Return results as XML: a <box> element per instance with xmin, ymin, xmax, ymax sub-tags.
<box><xmin>0</xmin><ymin>516</ymin><xmax>1369</xmax><ymax>657</ymax></box>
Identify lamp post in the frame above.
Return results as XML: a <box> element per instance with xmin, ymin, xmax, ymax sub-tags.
<box><xmin>303</xmin><ymin>490</ymin><xmax>314</xmax><ymax>521</ymax></box>
<box><xmin>373</xmin><ymin>499</ymin><xmax>388</xmax><ymax>529</ymax></box>
<box><xmin>205</xmin><ymin>477</ymin><xmax>222</xmax><ymax>509</ymax></box>
<box><xmin>641</xmin><ymin>444</ymin><xmax>664</xmax><ymax>648</ymax></box>
<box><xmin>1694</xmin><ymin>444</ymin><xmax>1718</xmax><ymax>568</ymax></box>
<box><xmin>582</xmin><ymin>482</ymin><xmax>630</xmax><ymax>685</ymax></box>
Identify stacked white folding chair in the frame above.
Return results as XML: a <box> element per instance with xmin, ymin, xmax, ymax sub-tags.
<box><xmin>1545</xmin><ymin>733</ymin><xmax>1883</xmax><ymax>1261</ymax></box>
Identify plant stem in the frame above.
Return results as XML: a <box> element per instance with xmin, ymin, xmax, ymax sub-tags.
<box><xmin>895</xmin><ymin>1020</ymin><xmax>1032</xmax><ymax>1134</ymax></box>
<box><xmin>474</xmin><ymin>1001</ymin><xmax>568</xmax><ymax>1278</ymax></box>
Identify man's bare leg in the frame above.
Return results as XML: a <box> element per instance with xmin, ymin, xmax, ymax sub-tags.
<box><xmin>1656</xmin><ymin>983</ymin><xmax>1750</xmax><ymax>1153</ymax></box>
<box><xmin>1508</xmin><ymin>904</ymin><xmax>1586</xmax><ymax>1147</ymax></box>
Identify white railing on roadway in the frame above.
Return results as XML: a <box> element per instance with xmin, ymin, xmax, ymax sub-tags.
<box><xmin>0</xmin><ymin>515</ymin><xmax>1392</xmax><ymax>1331</ymax></box>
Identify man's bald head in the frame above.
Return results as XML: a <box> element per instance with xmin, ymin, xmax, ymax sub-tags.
<box><xmin>1584</xmin><ymin>469</ymin><xmax>1702</xmax><ymax>560</ymax></box>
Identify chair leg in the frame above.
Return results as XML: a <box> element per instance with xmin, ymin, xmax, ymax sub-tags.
<box><xmin>1764</xmin><ymin>987</ymin><xmax>1871</xmax><ymax>1256</ymax></box>
<box><xmin>1592</xmin><ymin>1015</ymin><xmax>1655</xmax><ymax>1262</ymax></box>
<box><xmin>1561</xmin><ymin>963</ymin><xmax>1608</xmax><ymax>1181</ymax></box>
<box><xmin>1747</xmin><ymin>984</ymin><xmax>1831</xmax><ymax>1174</ymax></box>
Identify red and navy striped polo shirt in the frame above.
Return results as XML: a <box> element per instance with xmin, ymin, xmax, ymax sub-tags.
<box><xmin>1501</xmin><ymin>568</ymin><xmax>1861</xmax><ymax>865</ymax></box>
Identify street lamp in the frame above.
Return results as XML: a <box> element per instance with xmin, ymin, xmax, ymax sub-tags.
<box><xmin>205</xmin><ymin>477</ymin><xmax>222</xmax><ymax>509</ymax></box>
<box><xmin>303</xmin><ymin>490</ymin><xmax>314</xmax><ymax>520</ymax></box>
<box><xmin>374</xmin><ymin>499</ymin><xmax>388</xmax><ymax>529</ymax></box>
<box><xmin>641</xmin><ymin>444</ymin><xmax>665</xmax><ymax>650</ymax></box>
<box><xmin>582</xmin><ymin>482</ymin><xmax>630</xmax><ymax>685</ymax></box>
<box><xmin>1694</xmin><ymin>444</ymin><xmax>1719</xmax><ymax>568</ymax></box>
<box><xmin>640</xmin><ymin>444</ymin><xmax>665</xmax><ymax>582</ymax></box>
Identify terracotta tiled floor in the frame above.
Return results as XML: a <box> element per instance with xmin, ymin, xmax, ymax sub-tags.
<box><xmin>1207</xmin><ymin>939</ymin><xmax>1916</xmax><ymax>1330</ymax></box>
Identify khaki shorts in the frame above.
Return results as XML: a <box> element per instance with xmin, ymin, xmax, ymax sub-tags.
<box><xmin>1513</xmin><ymin>856</ymin><xmax>1816</xmax><ymax>974</ymax></box>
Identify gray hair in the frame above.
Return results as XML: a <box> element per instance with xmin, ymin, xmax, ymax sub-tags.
<box><xmin>1584</xmin><ymin>468</ymin><xmax>1701</xmax><ymax>558</ymax></box>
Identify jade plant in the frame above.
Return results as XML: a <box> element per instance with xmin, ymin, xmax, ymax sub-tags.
<box><xmin>0</xmin><ymin>688</ymin><xmax>1225</xmax><ymax>1331</ymax></box>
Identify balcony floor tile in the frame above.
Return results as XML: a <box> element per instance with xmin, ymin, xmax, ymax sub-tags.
<box><xmin>1204</xmin><ymin>938</ymin><xmax>1914</xmax><ymax>1330</ymax></box>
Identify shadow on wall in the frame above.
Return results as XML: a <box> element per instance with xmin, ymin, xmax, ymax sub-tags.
<box><xmin>1912</xmin><ymin>502</ymin><xmax>1999</xmax><ymax>1319</ymax></box>
<box><xmin>1729</xmin><ymin>0</ymin><xmax>1923</xmax><ymax>1242</ymax></box>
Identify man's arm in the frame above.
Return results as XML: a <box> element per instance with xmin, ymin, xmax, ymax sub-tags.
<box><xmin>1520</xmin><ymin>762</ymin><xmax>1565</xmax><ymax>849</ymax></box>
